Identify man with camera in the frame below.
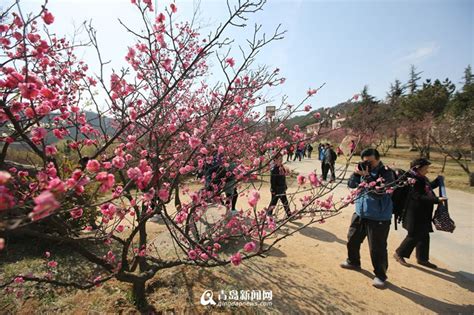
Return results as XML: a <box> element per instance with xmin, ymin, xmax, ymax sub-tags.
<box><xmin>341</xmin><ymin>148</ymin><xmax>395</xmax><ymax>288</ymax></box>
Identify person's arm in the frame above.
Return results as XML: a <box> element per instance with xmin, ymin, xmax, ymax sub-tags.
<box><xmin>382</xmin><ymin>168</ymin><xmax>396</xmax><ymax>187</ymax></box>
<box><xmin>410</xmin><ymin>180</ymin><xmax>440</xmax><ymax>204</ymax></box>
<box><xmin>348</xmin><ymin>173</ymin><xmax>361</xmax><ymax>188</ymax></box>
<box><xmin>430</xmin><ymin>176</ymin><xmax>442</xmax><ymax>189</ymax></box>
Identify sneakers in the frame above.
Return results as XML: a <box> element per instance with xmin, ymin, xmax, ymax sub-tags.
<box><xmin>372</xmin><ymin>277</ymin><xmax>386</xmax><ymax>289</ymax></box>
<box><xmin>418</xmin><ymin>260</ymin><xmax>438</xmax><ymax>269</ymax></box>
<box><xmin>340</xmin><ymin>260</ymin><xmax>361</xmax><ymax>271</ymax></box>
<box><xmin>393</xmin><ymin>253</ymin><xmax>411</xmax><ymax>267</ymax></box>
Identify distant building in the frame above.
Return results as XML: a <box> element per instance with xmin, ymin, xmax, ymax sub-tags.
<box><xmin>306</xmin><ymin>123</ymin><xmax>321</xmax><ymax>134</ymax></box>
<box><xmin>331</xmin><ymin>117</ymin><xmax>346</xmax><ymax>130</ymax></box>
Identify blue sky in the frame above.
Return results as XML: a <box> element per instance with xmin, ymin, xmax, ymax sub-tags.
<box><xmin>16</xmin><ymin>0</ymin><xmax>474</xmax><ymax>110</ymax></box>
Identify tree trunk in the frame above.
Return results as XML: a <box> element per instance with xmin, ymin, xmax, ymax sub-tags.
<box><xmin>470</xmin><ymin>172</ymin><xmax>474</xmax><ymax>187</ymax></box>
<box><xmin>393</xmin><ymin>130</ymin><xmax>398</xmax><ymax>148</ymax></box>
<box><xmin>132</xmin><ymin>280</ymin><xmax>147</xmax><ymax>308</ymax></box>
<box><xmin>441</xmin><ymin>155</ymin><xmax>448</xmax><ymax>173</ymax></box>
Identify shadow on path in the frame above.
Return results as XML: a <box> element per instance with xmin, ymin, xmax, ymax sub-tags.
<box><xmin>386</xmin><ymin>282</ymin><xmax>474</xmax><ymax>314</ymax></box>
<box><xmin>410</xmin><ymin>265</ymin><xmax>474</xmax><ymax>292</ymax></box>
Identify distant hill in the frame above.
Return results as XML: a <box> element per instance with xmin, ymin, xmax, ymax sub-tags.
<box><xmin>283</xmin><ymin>101</ymin><xmax>357</xmax><ymax>129</ymax></box>
<box><xmin>1</xmin><ymin>111</ymin><xmax>115</xmax><ymax>148</ymax></box>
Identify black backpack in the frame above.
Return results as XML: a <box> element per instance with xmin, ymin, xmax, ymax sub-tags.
<box><xmin>390</xmin><ymin>168</ymin><xmax>411</xmax><ymax>230</ymax></box>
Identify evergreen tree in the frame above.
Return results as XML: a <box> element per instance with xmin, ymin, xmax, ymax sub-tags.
<box><xmin>386</xmin><ymin>79</ymin><xmax>405</xmax><ymax>148</ymax></box>
<box><xmin>407</xmin><ymin>65</ymin><xmax>422</xmax><ymax>94</ymax></box>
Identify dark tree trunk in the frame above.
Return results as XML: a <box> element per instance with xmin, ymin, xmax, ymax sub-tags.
<box><xmin>470</xmin><ymin>172</ymin><xmax>474</xmax><ymax>187</ymax></box>
<box><xmin>441</xmin><ymin>155</ymin><xmax>448</xmax><ymax>173</ymax></box>
<box><xmin>132</xmin><ymin>280</ymin><xmax>147</xmax><ymax>308</ymax></box>
<box><xmin>393</xmin><ymin>130</ymin><xmax>398</xmax><ymax>148</ymax></box>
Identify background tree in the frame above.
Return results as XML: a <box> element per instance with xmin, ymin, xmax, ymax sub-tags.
<box><xmin>399</xmin><ymin>77</ymin><xmax>455</xmax><ymax>158</ymax></box>
<box><xmin>344</xmin><ymin>85</ymin><xmax>389</xmax><ymax>150</ymax></box>
<box><xmin>432</xmin><ymin>65</ymin><xmax>474</xmax><ymax>186</ymax></box>
<box><xmin>407</xmin><ymin>64</ymin><xmax>422</xmax><ymax>95</ymax></box>
<box><xmin>386</xmin><ymin>79</ymin><xmax>405</xmax><ymax>148</ymax></box>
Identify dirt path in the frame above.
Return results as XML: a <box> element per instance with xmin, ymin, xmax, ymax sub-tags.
<box><xmin>187</xmin><ymin>157</ymin><xmax>474</xmax><ymax>314</ymax></box>
<box><xmin>15</xmin><ymin>157</ymin><xmax>472</xmax><ymax>314</ymax></box>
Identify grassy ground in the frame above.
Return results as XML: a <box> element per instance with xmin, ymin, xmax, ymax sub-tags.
<box><xmin>379</xmin><ymin>145</ymin><xmax>473</xmax><ymax>193</ymax></box>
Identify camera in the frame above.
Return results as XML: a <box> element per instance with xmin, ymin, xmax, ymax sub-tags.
<box><xmin>357</xmin><ymin>160</ymin><xmax>371</xmax><ymax>171</ymax></box>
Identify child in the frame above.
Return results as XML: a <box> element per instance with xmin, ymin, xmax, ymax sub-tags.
<box><xmin>268</xmin><ymin>154</ymin><xmax>291</xmax><ymax>218</ymax></box>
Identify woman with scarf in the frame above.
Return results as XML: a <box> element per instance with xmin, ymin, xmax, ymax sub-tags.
<box><xmin>393</xmin><ymin>158</ymin><xmax>447</xmax><ymax>269</ymax></box>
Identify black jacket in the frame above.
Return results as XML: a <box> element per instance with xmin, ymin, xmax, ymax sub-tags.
<box><xmin>270</xmin><ymin>165</ymin><xmax>287</xmax><ymax>194</ymax></box>
<box><xmin>323</xmin><ymin>148</ymin><xmax>337</xmax><ymax>164</ymax></box>
<box><xmin>402</xmin><ymin>174</ymin><xmax>441</xmax><ymax>235</ymax></box>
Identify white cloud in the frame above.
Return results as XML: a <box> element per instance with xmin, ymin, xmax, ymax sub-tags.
<box><xmin>398</xmin><ymin>42</ymin><xmax>440</xmax><ymax>64</ymax></box>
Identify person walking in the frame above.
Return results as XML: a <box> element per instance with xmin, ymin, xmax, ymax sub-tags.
<box><xmin>341</xmin><ymin>148</ymin><xmax>395</xmax><ymax>289</ymax></box>
<box><xmin>306</xmin><ymin>143</ymin><xmax>314</xmax><ymax>159</ymax></box>
<box><xmin>350</xmin><ymin>140</ymin><xmax>356</xmax><ymax>155</ymax></box>
<box><xmin>322</xmin><ymin>144</ymin><xmax>337</xmax><ymax>181</ymax></box>
<box><xmin>393</xmin><ymin>158</ymin><xmax>446</xmax><ymax>269</ymax></box>
<box><xmin>318</xmin><ymin>143</ymin><xmax>325</xmax><ymax>174</ymax></box>
<box><xmin>223</xmin><ymin>161</ymin><xmax>239</xmax><ymax>215</ymax></box>
<box><xmin>268</xmin><ymin>154</ymin><xmax>291</xmax><ymax>218</ymax></box>
<box><xmin>293</xmin><ymin>143</ymin><xmax>303</xmax><ymax>162</ymax></box>
<box><xmin>287</xmin><ymin>145</ymin><xmax>295</xmax><ymax>162</ymax></box>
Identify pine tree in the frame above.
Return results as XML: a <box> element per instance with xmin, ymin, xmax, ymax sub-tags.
<box><xmin>407</xmin><ymin>65</ymin><xmax>422</xmax><ymax>94</ymax></box>
<box><xmin>463</xmin><ymin>64</ymin><xmax>474</xmax><ymax>88</ymax></box>
<box><xmin>386</xmin><ymin>79</ymin><xmax>405</xmax><ymax>148</ymax></box>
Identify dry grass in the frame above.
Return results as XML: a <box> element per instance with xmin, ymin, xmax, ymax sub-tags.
<box><xmin>379</xmin><ymin>145</ymin><xmax>473</xmax><ymax>193</ymax></box>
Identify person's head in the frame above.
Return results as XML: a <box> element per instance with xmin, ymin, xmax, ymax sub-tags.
<box><xmin>273</xmin><ymin>153</ymin><xmax>283</xmax><ymax>165</ymax></box>
<box><xmin>325</xmin><ymin>143</ymin><xmax>330</xmax><ymax>148</ymax></box>
<box><xmin>360</xmin><ymin>148</ymin><xmax>380</xmax><ymax>169</ymax></box>
<box><xmin>411</xmin><ymin>158</ymin><xmax>431</xmax><ymax>176</ymax></box>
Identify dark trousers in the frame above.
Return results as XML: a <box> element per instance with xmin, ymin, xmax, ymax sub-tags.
<box><xmin>396</xmin><ymin>231</ymin><xmax>430</xmax><ymax>262</ymax></box>
<box><xmin>346</xmin><ymin>213</ymin><xmax>390</xmax><ymax>281</ymax></box>
<box><xmin>307</xmin><ymin>151</ymin><xmax>312</xmax><ymax>158</ymax></box>
<box><xmin>322</xmin><ymin>163</ymin><xmax>335</xmax><ymax>181</ymax></box>
<box><xmin>287</xmin><ymin>153</ymin><xmax>293</xmax><ymax>161</ymax></box>
<box><xmin>225</xmin><ymin>188</ymin><xmax>238</xmax><ymax>210</ymax></box>
<box><xmin>293</xmin><ymin>152</ymin><xmax>301</xmax><ymax>161</ymax></box>
<box><xmin>268</xmin><ymin>193</ymin><xmax>291</xmax><ymax>216</ymax></box>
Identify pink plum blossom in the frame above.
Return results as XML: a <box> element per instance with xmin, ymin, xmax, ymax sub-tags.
<box><xmin>243</xmin><ymin>241</ymin><xmax>256</xmax><ymax>252</ymax></box>
<box><xmin>0</xmin><ymin>171</ymin><xmax>11</xmax><ymax>185</ymax></box>
<box><xmin>230</xmin><ymin>252</ymin><xmax>242</xmax><ymax>266</ymax></box>
<box><xmin>42</xmin><ymin>10</ymin><xmax>55</xmax><ymax>24</ymax></box>
<box><xmin>188</xmin><ymin>250</ymin><xmax>197</xmax><ymax>260</ymax></box>
<box><xmin>47</xmin><ymin>261</ymin><xmax>58</xmax><ymax>268</ymax></box>
<box><xmin>225</xmin><ymin>57</ymin><xmax>235</xmax><ymax>67</ymax></box>
<box><xmin>248</xmin><ymin>190</ymin><xmax>260</xmax><ymax>208</ymax></box>
<box><xmin>31</xmin><ymin>191</ymin><xmax>60</xmax><ymax>221</ymax></box>
<box><xmin>70</xmin><ymin>208</ymin><xmax>83</xmax><ymax>219</ymax></box>
<box><xmin>86</xmin><ymin>160</ymin><xmax>101</xmax><ymax>173</ymax></box>
<box><xmin>297</xmin><ymin>175</ymin><xmax>306</xmax><ymax>185</ymax></box>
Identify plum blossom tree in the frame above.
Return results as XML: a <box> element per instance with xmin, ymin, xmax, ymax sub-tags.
<box><xmin>0</xmin><ymin>0</ymin><xmax>355</xmax><ymax>308</ymax></box>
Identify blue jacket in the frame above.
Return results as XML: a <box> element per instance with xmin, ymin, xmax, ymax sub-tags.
<box><xmin>319</xmin><ymin>148</ymin><xmax>326</xmax><ymax>161</ymax></box>
<box><xmin>348</xmin><ymin>162</ymin><xmax>395</xmax><ymax>221</ymax></box>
